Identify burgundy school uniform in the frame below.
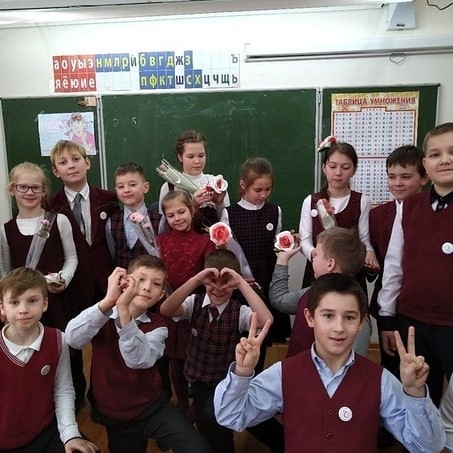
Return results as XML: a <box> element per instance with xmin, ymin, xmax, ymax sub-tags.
<box><xmin>158</xmin><ymin>229</ymin><xmax>215</xmax><ymax>358</ymax></box>
<box><xmin>109</xmin><ymin>208</ymin><xmax>161</xmax><ymax>268</ymax></box>
<box><xmin>368</xmin><ymin>200</ymin><xmax>397</xmax><ymax>317</ymax></box>
<box><xmin>184</xmin><ymin>292</ymin><xmax>242</xmax><ymax>386</ymax></box>
<box><xmin>282</xmin><ymin>350</ymin><xmax>381</xmax><ymax>453</ymax></box>
<box><xmin>90</xmin><ymin>312</ymin><xmax>166</xmax><ymax>420</ymax></box>
<box><xmin>0</xmin><ymin>327</ymin><xmax>61</xmax><ymax>450</ymax></box>
<box><xmin>4</xmin><ymin>218</ymin><xmax>76</xmax><ymax>330</ymax></box>
<box><xmin>286</xmin><ymin>291</ymin><xmax>312</xmax><ymax>357</ymax></box>
<box><xmin>303</xmin><ymin>190</ymin><xmax>362</xmax><ymax>287</ymax></box>
<box><xmin>398</xmin><ymin>191</ymin><xmax>453</xmax><ymax>325</ymax></box>
<box><xmin>48</xmin><ymin>185</ymin><xmax>119</xmax><ymax>307</ymax></box>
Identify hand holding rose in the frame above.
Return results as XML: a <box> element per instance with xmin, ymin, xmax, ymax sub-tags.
<box><xmin>100</xmin><ymin>267</ymin><xmax>128</xmax><ymax>312</ymax></box>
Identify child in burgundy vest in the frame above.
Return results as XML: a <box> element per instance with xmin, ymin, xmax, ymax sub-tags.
<box><xmin>269</xmin><ymin>227</ymin><xmax>370</xmax><ymax>357</ymax></box>
<box><xmin>214</xmin><ymin>273</ymin><xmax>445</xmax><ymax>453</ymax></box>
<box><xmin>65</xmin><ymin>255</ymin><xmax>208</xmax><ymax>453</ymax></box>
<box><xmin>160</xmin><ymin>249</ymin><xmax>272</xmax><ymax>453</ymax></box>
<box><xmin>0</xmin><ymin>267</ymin><xmax>98</xmax><ymax>453</ymax></box>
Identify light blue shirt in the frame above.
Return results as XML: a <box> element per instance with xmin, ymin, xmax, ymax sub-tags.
<box><xmin>214</xmin><ymin>347</ymin><xmax>446</xmax><ymax>453</ymax></box>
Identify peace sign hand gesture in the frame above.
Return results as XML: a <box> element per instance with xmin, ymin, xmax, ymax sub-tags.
<box><xmin>395</xmin><ymin>326</ymin><xmax>430</xmax><ymax>398</ymax></box>
<box><xmin>234</xmin><ymin>313</ymin><xmax>272</xmax><ymax>378</ymax></box>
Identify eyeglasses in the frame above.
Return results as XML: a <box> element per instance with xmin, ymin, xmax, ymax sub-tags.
<box><xmin>15</xmin><ymin>184</ymin><xmax>45</xmax><ymax>194</ymax></box>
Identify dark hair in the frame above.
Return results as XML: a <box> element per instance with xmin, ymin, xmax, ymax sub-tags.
<box><xmin>175</xmin><ymin>130</ymin><xmax>207</xmax><ymax>159</ymax></box>
<box><xmin>386</xmin><ymin>145</ymin><xmax>426</xmax><ymax>177</ymax></box>
<box><xmin>161</xmin><ymin>190</ymin><xmax>195</xmax><ymax>216</ymax></box>
<box><xmin>307</xmin><ymin>273</ymin><xmax>367</xmax><ymax>320</ymax></box>
<box><xmin>0</xmin><ymin>267</ymin><xmax>48</xmax><ymax>300</ymax></box>
<box><xmin>127</xmin><ymin>255</ymin><xmax>167</xmax><ymax>276</ymax></box>
<box><xmin>316</xmin><ymin>227</ymin><xmax>365</xmax><ymax>275</ymax></box>
<box><xmin>205</xmin><ymin>249</ymin><xmax>241</xmax><ymax>274</ymax></box>
<box><xmin>239</xmin><ymin>157</ymin><xmax>273</xmax><ymax>196</ymax></box>
<box><xmin>114</xmin><ymin>162</ymin><xmax>147</xmax><ymax>181</ymax></box>
<box><xmin>423</xmin><ymin>122</ymin><xmax>453</xmax><ymax>155</ymax></box>
<box><xmin>322</xmin><ymin>142</ymin><xmax>358</xmax><ymax>168</ymax></box>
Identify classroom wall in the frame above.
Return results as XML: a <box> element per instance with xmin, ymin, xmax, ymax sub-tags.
<box><xmin>0</xmin><ymin>3</ymin><xmax>451</xmax><ymax>342</ymax></box>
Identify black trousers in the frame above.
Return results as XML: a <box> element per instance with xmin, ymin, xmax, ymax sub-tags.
<box><xmin>95</xmin><ymin>393</ymin><xmax>209</xmax><ymax>453</ymax></box>
<box><xmin>398</xmin><ymin>314</ymin><xmax>453</xmax><ymax>406</ymax></box>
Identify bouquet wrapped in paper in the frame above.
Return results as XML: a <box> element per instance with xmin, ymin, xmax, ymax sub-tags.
<box><xmin>129</xmin><ymin>212</ymin><xmax>160</xmax><ymax>257</ymax></box>
<box><xmin>26</xmin><ymin>211</ymin><xmax>57</xmax><ymax>270</ymax></box>
<box><xmin>156</xmin><ymin>159</ymin><xmax>199</xmax><ymax>194</ymax></box>
<box><xmin>209</xmin><ymin>222</ymin><xmax>254</xmax><ymax>281</ymax></box>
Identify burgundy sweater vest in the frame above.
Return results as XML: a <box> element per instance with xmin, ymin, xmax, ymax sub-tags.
<box><xmin>184</xmin><ymin>293</ymin><xmax>242</xmax><ymax>386</ymax></box>
<box><xmin>0</xmin><ymin>327</ymin><xmax>61</xmax><ymax>450</ymax></box>
<box><xmin>369</xmin><ymin>201</ymin><xmax>397</xmax><ymax>317</ymax></box>
<box><xmin>398</xmin><ymin>191</ymin><xmax>453</xmax><ymax>325</ymax></box>
<box><xmin>90</xmin><ymin>313</ymin><xmax>166</xmax><ymax>420</ymax></box>
<box><xmin>286</xmin><ymin>291</ymin><xmax>312</xmax><ymax>357</ymax></box>
<box><xmin>282</xmin><ymin>351</ymin><xmax>381</xmax><ymax>453</ymax></box>
<box><xmin>109</xmin><ymin>209</ymin><xmax>161</xmax><ymax>268</ymax></box>
<box><xmin>226</xmin><ymin>203</ymin><xmax>278</xmax><ymax>293</ymax></box>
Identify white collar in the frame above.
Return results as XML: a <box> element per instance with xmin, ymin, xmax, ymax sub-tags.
<box><xmin>65</xmin><ymin>183</ymin><xmax>90</xmax><ymax>202</ymax></box>
<box><xmin>238</xmin><ymin>197</ymin><xmax>265</xmax><ymax>211</ymax></box>
<box><xmin>2</xmin><ymin>322</ymin><xmax>44</xmax><ymax>355</ymax></box>
<box><xmin>201</xmin><ymin>293</ymin><xmax>230</xmax><ymax>315</ymax></box>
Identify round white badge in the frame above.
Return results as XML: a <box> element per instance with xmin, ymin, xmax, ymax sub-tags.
<box><xmin>100</xmin><ymin>211</ymin><xmax>107</xmax><ymax>220</ymax></box>
<box><xmin>441</xmin><ymin>242</ymin><xmax>453</xmax><ymax>255</ymax></box>
<box><xmin>338</xmin><ymin>406</ymin><xmax>353</xmax><ymax>422</ymax></box>
<box><xmin>41</xmin><ymin>365</ymin><xmax>51</xmax><ymax>376</ymax></box>
<box><xmin>266</xmin><ymin>223</ymin><xmax>274</xmax><ymax>231</ymax></box>
<box><xmin>191</xmin><ymin>328</ymin><xmax>198</xmax><ymax>337</ymax></box>
<box><xmin>310</xmin><ymin>209</ymin><xmax>318</xmax><ymax>218</ymax></box>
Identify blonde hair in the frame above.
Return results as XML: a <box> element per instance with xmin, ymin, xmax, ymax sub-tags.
<box><xmin>7</xmin><ymin>162</ymin><xmax>49</xmax><ymax>194</ymax></box>
<box><xmin>50</xmin><ymin>139</ymin><xmax>87</xmax><ymax>167</ymax></box>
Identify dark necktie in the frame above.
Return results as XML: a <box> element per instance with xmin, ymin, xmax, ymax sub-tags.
<box><xmin>73</xmin><ymin>193</ymin><xmax>86</xmax><ymax>236</ymax></box>
<box><xmin>436</xmin><ymin>197</ymin><xmax>447</xmax><ymax>212</ymax></box>
<box><xmin>209</xmin><ymin>306</ymin><xmax>219</xmax><ymax>334</ymax></box>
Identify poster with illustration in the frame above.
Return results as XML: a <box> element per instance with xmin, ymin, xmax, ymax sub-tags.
<box><xmin>38</xmin><ymin>112</ymin><xmax>96</xmax><ymax>156</ymax></box>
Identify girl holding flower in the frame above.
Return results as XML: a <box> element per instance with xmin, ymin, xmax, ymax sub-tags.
<box><xmin>158</xmin><ymin>190</ymin><xmax>215</xmax><ymax>416</ymax></box>
<box><xmin>220</xmin><ymin>157</ymin><xmax>290</xmax><ymax>347</ymax></box>
<box><xmin>0</xmin><ymin>162</ymin><xmax>85</xmax><ymax>402</ymax></box>
<box><xmin>158</xmin><ymin>130</ymin><xmax>230</xmax><ymax>234</ymax></box>
<box><xmin>298</xmin><ymin>140</ymin><xmax>379</xmax><ymax>289</ymax></box>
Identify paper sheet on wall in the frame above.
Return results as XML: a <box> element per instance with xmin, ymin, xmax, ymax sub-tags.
<box><xmin>331</xmin><ymin>91</ymin><xmax>419</xmax><ymax>205</ymax></box>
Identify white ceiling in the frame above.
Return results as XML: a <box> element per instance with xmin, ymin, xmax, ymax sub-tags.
<box><xmin>0</xmin><ymin>0</ymin><xmax>412</xmax><ymax>27</ymax></box>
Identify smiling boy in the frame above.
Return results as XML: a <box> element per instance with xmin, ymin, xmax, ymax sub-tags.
<box><xmin>0</xmin><ymin>267</ymin><xmax>98</xmax><ymax>453</ymax></box>
<box><xmin>65</xmin><ymin>255</ymin><xmax>208</xmax><ymax>453</ymax></box>
<box><xmin>160</xmin><ymin>249</ymin><xmax>273</xmax><ymax>453</ymax></box>
<box><xmin>379</xmin><ymin>123</ymin><xmax>453</xmax><ymax>406</ymax></box>
<box><xmin>214</xmin><ymin>273</ymin><xmax>446</xmax><ymax>453</ymax></box>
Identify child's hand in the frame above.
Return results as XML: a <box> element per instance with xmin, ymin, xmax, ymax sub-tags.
<box><xmin>276</xmin><ymin>246</ymin><xmax>302</xmax><ymax>265</ymax></box>
<box><xmin>105</xmin><ymin>267</ymin><xmax>128</xmax><ymax>303</ymax></box>
<box><xmin>364</xmin><ymin>250</ymin><xmax>380</xmax><ymax>272</ymax></box>
<box><xmin>197</xmin><ymin>267</ymin><xmax>220</xmax><ymax>287</ymax></box>
<box><xmin>64</xmin><ymin>437</ymin><xmax>99</xmax><ymax>453</ymax></box>
<box><xmin>47</xmin><ymin>277</ymin><xmax>66</xmax><ymax>294</ymax></box>
<box><xmin>116</xmin><ymin>274</ymin><xmax>140</xmax><ymax>308</ymax></box>
<box><xmin>395</xmin><ymin>326</ymin><xmax>429</xmax><ymax>398</ymax></box>
<box><xmin>218</xmin><ymin>267</ymin><xmax>242</xmax><ymax>290</ymax></box>
<box><xmin>211</xmin><ymin>190</ymin><xmax>226</xmax><ymax>205</ymax></box>
<box><xmin>235</xmin><ymin>313</ymin><xmax>271</xmax><ymax>377</ymax></box>
<box><xmin>193</xmin><ymin>188</ymin><xmax>213</xmax><ymax>206</ymax></box>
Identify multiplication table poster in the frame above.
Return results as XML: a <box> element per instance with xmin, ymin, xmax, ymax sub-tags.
<box><xmin>331</xmin><ymin>91</ymin><xmax>420</xmax><ymax>205</ymax></box>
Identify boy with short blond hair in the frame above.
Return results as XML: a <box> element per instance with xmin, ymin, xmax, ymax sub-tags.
<box><xmin>48</xmin><ymin>139</ymin><xmax>119</xmax><ymax>407</ymax></box>
<box><xmin>379</xmin><ymin>122</ymin><xmax>453</xmax><ymax>406</ymax></box>
<box><xmin>0</xmin><ymin>267</ymin><xmax>98</xmax><ymax>453</ymax></box>
<box><xmin>214</xmin><ymin>273</ymin><xmax>446</xmax><ymax>453</ymax></box>
<box><xmin>270</xmin><ymin>226</ymin><xmax>369</xmax><ymax>356</ymax></box>
<box><xmin>65</xmin><ymin>255</ymin><xmax>208</xmax><ymax>453</ymax></box>
<box><xmin>106</xmin><ymin>162</ymin><xmax>161</xmax><ymax>268</ymax></box>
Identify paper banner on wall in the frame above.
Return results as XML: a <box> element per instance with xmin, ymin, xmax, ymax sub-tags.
<box><xmin>331</xmin><ymin>91</ymin><xmax>419</xmax><ymax>205</ymax></box>
<box><xmin>38</xmin><ymin>112</ymin><xmax>97</xmax><ymax>156</ymax></box>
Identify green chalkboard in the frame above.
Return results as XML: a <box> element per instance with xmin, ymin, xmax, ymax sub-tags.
<box><xmin>2</xmin><ymin>97</ymin><xmax>101</xmax><ymax>202</ymax></box>
<box><xmin>102</xmin><ymin>90</ymin><xmax>317</xmax><ymax>229</ymax></box>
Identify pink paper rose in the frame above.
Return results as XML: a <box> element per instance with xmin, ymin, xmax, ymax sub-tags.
<box><xmin>209</xmin><ymin>222</ymin><xmax>232</xmax><ymax>246</ymax></box>
<box><xmin>207</xmin><ymin>175</ymin><xmax>228</xmax><ymax>194</ymax></box>
<box><xmin>130</xmin><ymin>212</ymin><xmax>144</xmax><ymax>223</ymax></box>
<box><xmin>274</xmin><ymin>231</ymin><xmax>295</xmax><ymax>252</ymax></box>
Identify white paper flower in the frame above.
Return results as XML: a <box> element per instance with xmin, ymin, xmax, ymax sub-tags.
<box><xmin>206</xmin><ymin>175</ymin><xmax>229</xmax><ymax>194</ymax></box>
<box><xmin>274</xmin><ymin>231</ymin><xmax>295</xmax><ymax>252</ymax></box>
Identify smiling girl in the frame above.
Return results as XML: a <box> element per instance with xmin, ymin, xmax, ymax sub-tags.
<box><xmin>157</xmin><ymin>190</ymin><xmax>215</xmax><ymax>416</ymax></box>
